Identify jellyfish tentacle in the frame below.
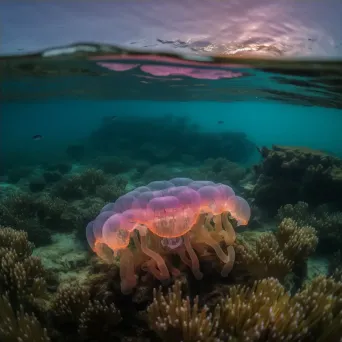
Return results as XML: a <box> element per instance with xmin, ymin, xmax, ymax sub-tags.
<box><xmin>119</xmin><ymin>248</ymin><xmax>137</xmax><ymax>294</ymax></box>
<box><xmin>221</xmin><ymin>245</ymin><xmax>235</xmax><ymax>277</ymax></box>
<box><xmin>193</xmin><ymin>214</ymin><xmax>234</xmax><ymax>273</ymax></box>
<box><xmin>183</xmin><ymin>233</ymin><xmax>203</xmax><ymax>280</ymax></box>
<box><xmin>219</xmin><ymin>213</ymin><xmax>236</xmax><ymax>245</ymax></box>
<box><xmin>136</xmin><ymin>225</ymin><xmax>170</xmax><ymax>280</ymax></box>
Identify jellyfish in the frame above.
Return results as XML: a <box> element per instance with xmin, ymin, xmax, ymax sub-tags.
<box><xmin>86</xmin><ymin>178</ymin><xmax>250</xmax><ymax>292</ymax></box>
<box><xmin>226</xmin><ymin>195</ymin><xmax>251</xmax><ymax>226</ymax></box>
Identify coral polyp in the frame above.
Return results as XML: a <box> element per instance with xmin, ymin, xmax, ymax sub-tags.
<box><xmin>86</xmin><ymin>178</ymin><xmax>251</xmax><ymax>293</ymax></box>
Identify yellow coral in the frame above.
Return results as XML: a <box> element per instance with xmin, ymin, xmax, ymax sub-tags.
<box><xmin>147</xmin><ymin>281</ymin><xmax>220</xmax><ymax>342</ymax></box>
<box><xmin>0</xmin><ymin>294</ymin><xmax>50</xmax><ymax>342</ymax></box>
<box><xmin>235</xmin><ymin>218</ymin><xmax>318</xmax><ymax>282</ymax></box>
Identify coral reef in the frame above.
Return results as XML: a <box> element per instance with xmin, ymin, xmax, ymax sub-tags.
<box><xmin>0</xmin><ymin>227</ymin><xmax>48</xmax><ymax>311</ymax></box>
<box><xmin>147</xmin><ymin>277</ymin><xmax>342</xmax><ymax>342</ymax></box>
<box><xmin>198</xmin><ymin>158</ymin><xmax>247</xmax><ymax>185</ymax></box>
<box><xmin>0</xmin><ymin>213</ymin><xmax>340</xmax><ymax>342</ymax></box>
<box><xmin>234</xmin><ymin>218</ymin><xmax>318</xmax><ymax>286</ymax></box>
<box><xmin>0</xmin><ymin>168</ymin><xmax>127</xmax><ymax>247</ymax></box>
<box><xmin>253</xmin><ymin>145</ymin><xmax>342</xmax><ymax>213</ymax></box>
<box><xmin>0</xmin><ymin>294</ymin><xmax>50</xmax><ymax>342</ymax></box>
<box><xmin>277</xmin><ymin>201</ymin><xmax>342</xmax><ymax>253</ymax></box>
<box><xmin>53</xmin><ymin>168</ymin><xmax>107</xmax><ymax>200</ymax></box>
<box><xmin>51</xmin><ymin>282</ymin><xmax>122</xmax><ymax>341</ymax></box>
<box><xmin>147</xmin><ymin>281</ymin><xmax>219</xmax><ymax>342</ymax></box>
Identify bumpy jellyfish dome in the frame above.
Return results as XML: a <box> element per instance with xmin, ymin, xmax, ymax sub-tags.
<box><xmin>102</xmin><ymin>212</ymin><xmax>135</xmax><ymax>250</ymax></box>
<box><xmin>197</xmin><ymin>185</ymin><xmax>223</xmax><ymax>214</ymax></box>
<box><xmin>227</xmin><ymin>195</ymin><xmax>251</xmax><ymax>226</ymax></box>
<box><xmin>187</xmin><ymin>180</ymin><xmax>215</xmax><ymax>190</ymax></box>
<box><xmin>169</xmin><ymin>177</ymin><xmax>194</xmax><ymax>186</ymax></box>
<box><xmin>146</xmin><ymin>180</ymin><xmax>174</xmax><ymax>191</ymax></box>
<box><xmin>86</xmin><ymin>178</ymin><xmax>250</xmax><ymax>258</ymax></box>
<box><xmin>146</xmin><ymin>186</ymin><xmax>201</xmax><ymax>238</ymax></box>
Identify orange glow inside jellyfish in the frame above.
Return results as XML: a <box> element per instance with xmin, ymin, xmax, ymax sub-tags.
<box><xmin>102</xmin><ymin>213</ymin><xmax>133</xmax><ymax>250</ymax></box>
<box><xmin>146</xmin><ymin>191</ymin><xmax>199</xmax><ymax>238</ymax></box>
<box><xmin>214</xmin><ymin>183</ymin><xmax>235</xmax><ymax>213</ymax></box>
<box><xmin>197</xmin><ymin>185</ymin><xmax>223</xmax><ymax>214</ymax></box>
<box><xmin>226</xmin><ymin>195</ymin><xmax>251</xmax><ymax>226</ymax></box>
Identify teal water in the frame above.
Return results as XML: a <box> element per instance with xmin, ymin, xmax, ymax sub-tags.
<box><xmin>1</xmin><ymin>45</ymin><xmax>342</xmax><ymax>342</ymax></box>
<box><xmin>1</xmin><ymin>46</ymin><xmax>342</xmax><ymax>170</ymax></box>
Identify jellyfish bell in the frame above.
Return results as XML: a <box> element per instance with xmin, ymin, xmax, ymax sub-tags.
<box><xmin>100</xmin><ymin>202</ymin><xmax>115</xmax><ymax>213</ymax></box>
<box><xmin>147</xmin><ymin>195</ymin><xmax>197</xmax><ymax>238</ymax></box>
<box><xmin>169</xmin><ymin>177</ymin><xmax>194</xmax><ymax>186</ymax></box>
<box><xmin>226</xmin><ymin>195</ymin><xmax>251</xmax><ymax>226</ymax></box>
<box><xmin>92</xmin><ymin>210</ymin><xmax>115</xmax><ymax>240</ymax></box>
<box><xmin>146</xmin><ymin>180</ymin><xmax>174</xmax><ymax>191</ymax></box>
<box><xmin>122</xmin><ymin>207</ymin><xmax>153</xmax><ymax>226</ymax></box>
<box><xmin>174</xmin><ymin>186</ymin><xmax>201</xmax><ymax>212</ymax></box>
<box><xmin>131</xmin><ymin>190</ymin><xmax>159</xmax><ymax>210</ymax></box>
<box><xmin>197</xmin><ymin>185</ymin><xmax>222</xmax><ymax>215</ymax></box>
<box><xmin>86</xmin><ymin>221</ymin><xmax>96</xmax><ymax>251</ymax></box>
<box><xmin>102</xmin><ymin>213</ymin><xmax>133</xmax><ymax>251</ymax></box>
<box><xmin>214</xmin><ymin>183</ymin><xmax>235</xmax><ymax>213</ymax></box>
<box><xmin>113</xmin><ymin>191</ymin><xmax>140</xmax><ymax>213</ymax></box>
<box><xmin>188</xmin><ymin>180</ymin><xmax>215</xmax><ymax>190</ymax></box>
<box><xmin>134</xmin><ymin>186</ymin><xmax>151</xmax><ymax>193</ymax></box>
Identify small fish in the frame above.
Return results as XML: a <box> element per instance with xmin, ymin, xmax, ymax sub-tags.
<box><xmin>111</xmin><ymin>116</ymin><xmax>117</xmax><ymax>121</ymax></box>
<box><xmin>32</xmin><ymin>134</ymin><xmax>43</xmax><ymax>140</ymax></box>
<box><xmin>217</xmin><ymin>120</ymin><xmax>224</xmax><ymax>124</ymax></box>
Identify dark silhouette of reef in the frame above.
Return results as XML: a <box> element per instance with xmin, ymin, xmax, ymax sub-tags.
<box><xmin>253</xmin><ymin>145</ymin><xmax>342</xmax><ymax>214</ymax></box>
<box><xmin>89</xmin><ymin>115</ymin><xmax>256</xmax><ymax>164</ymax></box>
<box><xmin>0</xmin><ymin>168</ymin><xmax>127</xmax><ymax>247</ymax></box>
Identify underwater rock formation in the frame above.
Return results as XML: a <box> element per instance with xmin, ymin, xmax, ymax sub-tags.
<box><xmin>86</xmin><ymin>178</ymin><xmax>251</xmax><ymax>294</ymax></box>
<box><xmin>253</xmin><ymin>145</ymin><xmax>342</xmax><ymax>213</ymax></box>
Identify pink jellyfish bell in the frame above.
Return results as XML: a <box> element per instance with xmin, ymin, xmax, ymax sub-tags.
<box><xmin>227</xmin><ymin>195</ymin><xmax>251</xmax><ymax>226</ymax></box>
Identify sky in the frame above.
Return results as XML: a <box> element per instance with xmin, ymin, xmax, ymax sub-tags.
<box><xmin>1</xmin><ymin>0</ymin><xmax>342</xmax><ymax>58</ymax></box>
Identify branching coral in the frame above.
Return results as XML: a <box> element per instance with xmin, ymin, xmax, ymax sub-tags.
<box><xmin>276</xmin><ymin>218</ymin><xmax>318</xmax><ymax>264</ymax></box>
<box><xmin>218</xmin><ymin>276</ymin><xmax>342</xmax><ymax>341</ymax></box>
<box><xmin>217</xmin><ymin>278</ymin><xmax>307</xmax><ymax>341</ymax></box>
<box><xmin>51</xmin><ymin>282</ymin><xmax>122</xmax><ymax>341</ymax></box>
<box><xmin>235</xmin><ymin>234</ymin><xmax>293</xmax><ymax>282</ymax></box>
<box><xmin>0</xmin><ymin>227</ymin><xmax>47</xmax><ymax>310</ymax></box>
<box><xmin>78</xmin><ymin>300</ymin><xmax>122</xmax><ymax>340</ymax></box>
<box><xmin>147</xmin><ymin>281</ymin><xmax>220</xmax><ymax>342</ymax></box>
<box><xmin>278</xmin><ymin>201</ymin><xmax>342</xmax><ymax>253</ymax></box>
<box><xmin>54</xmin><ymin>168</ymin><xmax>107</xmax><ymax>200</ymax></box>
<box><xmin>51</xmin><ymin>283</ymin><xmax>90</xmax><ymax>326</ymax></box>
<box><xmin>0</xmin><ymin>191</ymin><xmax>68</xmax><ymax>245</ymax></box>
<box><xmin>235</xmin><ymin>218</ymin><xmax>317</xmax><ymax>283</ymax></box>
<box><xmin>0</xmin><ymin>294</ymin><xmax>50</xmax><ymax>342</ymax></box>
<box><xmin>147</xmin><ymin>276</ymin><xmax>342</xmax><ymax>342</ymax></box>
